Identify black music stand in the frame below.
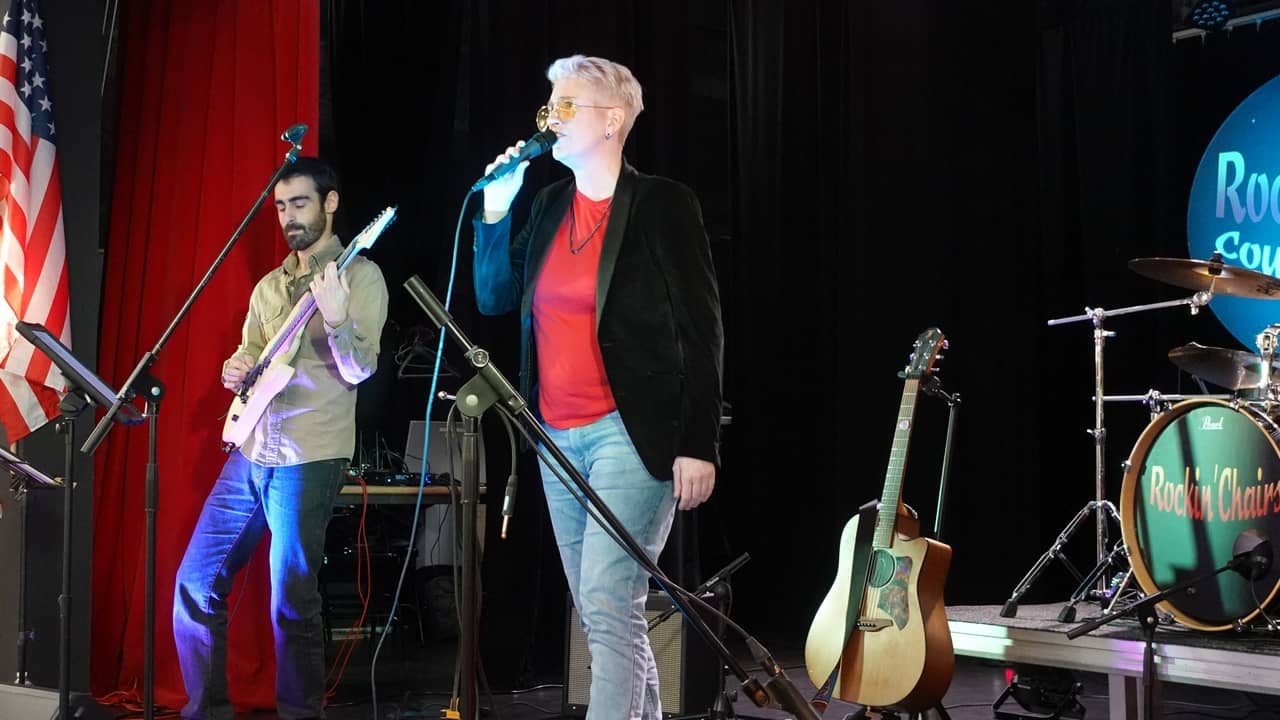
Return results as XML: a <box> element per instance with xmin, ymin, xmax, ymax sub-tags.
<box><xmin>0</xmin><ymin>442</ymin><xmax>58</xmax><ymax>489</ymax></box>
<box><xmin>0</xmin><ymin>441</ymin><xmax>56</xmax><ymax>692</ymax></box>
<box><xmin>13</xmin><ymin>321</ymin><xmax>142</xmax><ymax>720</ymax></box>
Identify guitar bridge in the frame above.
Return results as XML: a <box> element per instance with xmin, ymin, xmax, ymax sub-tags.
<box><xmin>856</xmin><ymin>618</ymin><xmax>892</xmax><ymax>632</ymax></box>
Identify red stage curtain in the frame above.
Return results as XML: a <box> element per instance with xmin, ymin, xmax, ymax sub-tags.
<box><xmin>91</xmin><ymin>1</ymin><xmax>318</xmax><ymax>711</ymax></box>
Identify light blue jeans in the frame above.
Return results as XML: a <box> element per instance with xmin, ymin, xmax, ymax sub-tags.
<box><xmin>540</xmin><ymin>411</ymin><xmax>678</xmax><ymax>720</ymax></box>
<box><xmin>172</xmin><ymin>452</ymin><xmax>347</xmax><ymax>720</ymax></box>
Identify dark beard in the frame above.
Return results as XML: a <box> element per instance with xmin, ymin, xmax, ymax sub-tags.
<box><xmin>284</xmin><ymin>216</ymin><xmax>326</xmax><ymax>251</ymax></box>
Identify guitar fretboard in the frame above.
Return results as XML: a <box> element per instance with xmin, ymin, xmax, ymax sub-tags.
<box><xmin>873</xmin><ymin>377</ymin><xmax>920</xmax><ymax>549</ymax></box>
<box><xmin>259</xmin><ymin>241</ymin><xmax>361</xmax><ymax>361</ymax></box>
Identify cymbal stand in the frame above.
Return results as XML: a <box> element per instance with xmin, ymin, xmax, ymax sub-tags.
<box><xmin>1001</xmin><ymin>291</ymin><xmax>1212</xmax><ymax>618</ymax></box>
<box><xmin>1255</xmin><ymin>325</ymin><xmax>1280</xmax><ymax>403</ymax></box>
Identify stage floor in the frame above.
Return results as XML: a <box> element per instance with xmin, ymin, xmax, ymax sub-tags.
<box><xmin>51</xmin><ymin>601</ymin><xmax>1280</xmax><ymax>719</ymax></box>
<box><xmin>948</xmin><ymin>601</ymin><xmax>1280</xmax><ymax>718</ymax></box>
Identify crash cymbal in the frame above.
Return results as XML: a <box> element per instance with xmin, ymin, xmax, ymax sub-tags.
<box><xmin>1129</xmin><ymin>257</ymin><xmax>1280</xmax><ymax>300</ymax></box>
<box><xmin>1168</xmin><ymin>342</ymin><xmax>1280</xmax><ymax>390</ymax></box>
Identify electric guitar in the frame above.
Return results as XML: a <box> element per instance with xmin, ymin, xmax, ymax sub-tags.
<box><xmin>221</xmin><ymin>205</ymin><xmax>397</xmax><ymax>451</ymax></box>
<box><xmin>803</xmin><ymin>327</ymin><xmax>954</xmax><ymax>712</ymax></box>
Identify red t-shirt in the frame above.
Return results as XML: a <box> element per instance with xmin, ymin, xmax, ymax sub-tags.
<box><xmin>533</xmin><ymin>191</ymin><xmax>618</xmax><ymax>429</ymax></box>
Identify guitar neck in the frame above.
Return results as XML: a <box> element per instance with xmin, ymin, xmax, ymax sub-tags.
<box><xmin>873</xmin><ymin>377</ymin><xmax>920</xmax><ymax>548</ymax></box>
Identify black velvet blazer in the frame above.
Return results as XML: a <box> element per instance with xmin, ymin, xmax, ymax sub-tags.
<box><xmin>472</xmin><ymin>163</ymin><xmax>723</xmax><ymax>481</ymax></box>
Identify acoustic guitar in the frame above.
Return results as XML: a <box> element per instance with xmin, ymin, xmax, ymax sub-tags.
<box><xmin>221</xmin><ymin>205</ymin><xmax>397</xmax><ymax>451</ymax></box>
<box><xmin>803</xmin><ymin>327</ymin><xmax>954</xmax><ymax>712</ymax></box>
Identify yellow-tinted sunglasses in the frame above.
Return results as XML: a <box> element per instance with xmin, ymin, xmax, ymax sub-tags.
<box><xmin>536</xmin><ymin>100</ymin><xmax>616</xmax><ymax>131</ymax></box>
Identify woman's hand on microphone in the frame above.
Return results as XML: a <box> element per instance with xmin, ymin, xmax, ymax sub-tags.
<box><xmin>481</xmin><ymin>141</ymin><xmax>530</xmax><ymax>222</ymax></box>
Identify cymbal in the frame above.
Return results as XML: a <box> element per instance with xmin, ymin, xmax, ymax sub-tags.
<box><xmin>1129</xmin><ymin>257</ymin><xmax>1280</xmax><ymax>299</ymax></box>
<box><xmin>1168</xmin><ymin>342</ymin><xmax>1280</xmax><ymax>390</ymax></box>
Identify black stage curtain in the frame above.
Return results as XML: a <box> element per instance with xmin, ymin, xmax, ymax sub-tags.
<box><xmin>321</xmin><ymin>0</ymin><xmax>1280</xmax><ymax>687</ymax></box>
<box><xmin>321</xmin><ymin>0</ymin><xmax>732</xmax><ymax>688</ymax></box>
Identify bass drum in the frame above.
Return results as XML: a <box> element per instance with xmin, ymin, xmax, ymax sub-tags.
<box><xmin>1120</xmin><ymin>398</ymin><xmax>1280</xmax><ymax>631</ymax></box>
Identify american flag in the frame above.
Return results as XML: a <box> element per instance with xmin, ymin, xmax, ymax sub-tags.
<box><xmin>0</xmin><ymin>0</ymin><xmax>68</xmax><ymax>442</ymax></box>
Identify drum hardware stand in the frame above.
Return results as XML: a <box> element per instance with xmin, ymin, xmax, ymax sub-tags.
<box><xmin>1002</xmin><ymin>292</ymin><xmax>1212</xmax><ymax>618</ymax></box>
<box><xmin>1056</xmin><ymin>533</ymin><xmax>1134</xmax><ymax>622</ymax></box>
<box><xmin>1255</xmin><ymin>324</ymin><xmax>1280</xmax><ymax>403</ymax></box>
<box><xmin>1000</xmin><ymin>499</ymin><xmax>1122</xmax><ymax>618</ymax></box>
<box><xmin>1100</xmin><ymin>389</ymin><xmax>1233</xmax><ymax>422</ymax></box>
<box><xmin>1066</xmin><ymin>528</ymin><xmax>1272</xmax><ymax>720</ymax></box>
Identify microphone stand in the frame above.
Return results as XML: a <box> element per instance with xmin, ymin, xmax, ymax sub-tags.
<box><xmin>1066</xmin><ymin>548</ymin><xmax>1267</xmax><ymax>720</ymax></box>
<box><xmin>403</xmin><ymin>276</ymin><xmax>818</xmax><ymax>720</ymax></box>
<box><xmin>647</xmin><ymin>552</ymin><xmax>750</xmax><ymax>634</ymax></box>
<box><xmin>79</xmin><ymin>127</ymin><xmax>306</xmax><ymax>720</ymax></box>
<box><xmin>55</xmin><ymin>393</ymin><xmax>89</xmax><ymax>720</ymax></box>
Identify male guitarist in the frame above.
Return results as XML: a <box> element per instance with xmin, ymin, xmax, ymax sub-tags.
<box><xmin>172</xmin><ymin>157</ymin><xmax>389</xmax><ymax>720</ymax></box>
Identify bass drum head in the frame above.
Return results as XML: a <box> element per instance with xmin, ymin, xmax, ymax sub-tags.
<box><xmin>1120</xmin><ymin>398</ymin><xmax>1280</xmax><ymax>631</ymax></box>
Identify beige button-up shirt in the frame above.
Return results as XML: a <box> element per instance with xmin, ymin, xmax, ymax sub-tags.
<box><xmin>233</xmin><ymin>236</ymin><xmax>388</xmax><ymax>467</ymax></box>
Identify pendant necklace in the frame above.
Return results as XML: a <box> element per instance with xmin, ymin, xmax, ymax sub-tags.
<box><xmin>568</xmin><ymin>195</ymin><xmax>614</xmax><ymax>255</ymax></box>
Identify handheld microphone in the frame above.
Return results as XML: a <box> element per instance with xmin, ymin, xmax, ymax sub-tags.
<box><xmin>281</xmin><ymin>124</ymin><xmax>308</xmax><ymax>145</ymax></box>
<box><xmin>471</xmin><ymin>130</ymin><xmax>558</xmax><ymax>192</ymax></box>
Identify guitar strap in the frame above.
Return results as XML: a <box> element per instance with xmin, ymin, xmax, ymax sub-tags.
<box><xmin>811</xmin><ymin>498</ymin><xmax>880</xmax><ymax>711</ymax></box>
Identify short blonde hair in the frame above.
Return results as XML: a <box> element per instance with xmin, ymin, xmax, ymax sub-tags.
<box><xmin>546</xmin><ymin>55</ymin><xmax>644</xmax><ymax>141</ymax></box>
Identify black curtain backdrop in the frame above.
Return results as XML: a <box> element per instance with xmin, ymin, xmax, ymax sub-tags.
<box><xmin>316</xmin><ymin>0</ymin><xmax>1280</xmax><ymax>689</ymax></box>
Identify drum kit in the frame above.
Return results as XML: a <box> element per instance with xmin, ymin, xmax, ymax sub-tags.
<box><xmin>1001</xmin><ymin>251</ymin><xmax>1280</xmax><ymax>633</ymax></box>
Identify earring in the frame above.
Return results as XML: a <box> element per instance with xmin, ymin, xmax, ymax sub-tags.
<box><xmin>605</xmin><ymin>130</ymin><xmax>614</xmax><ymax>139</ymax></box>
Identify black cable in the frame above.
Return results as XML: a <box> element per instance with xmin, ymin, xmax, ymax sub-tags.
<box><xmin>510</xmin><ymin>683</ymin><xmax>564</xmax><ymax>694</ymax></box>
<box><xmin>1250</xmin><ymin>577</ymin><xmax>1278</xmax><ymax>629</ymax></box>
<box><xmin>370</xmin><ymin>187</ymin><xmax>471</xmax><ymax>719</ymax></box>
<box><xmin>506</xmin><ymin>699</ymin><xmax>560</xmax><ymax>715</ymax></box>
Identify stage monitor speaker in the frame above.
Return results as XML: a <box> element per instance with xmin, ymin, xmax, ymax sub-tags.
<box><xmin>0</xmin><ymin>684</ymin><xmax>114</xmax><ymax>719</ymax></box>
<box><xmin>562</xmin><ymin>590</ymin><xmax>721</xmax><ymax>717</ymax></box>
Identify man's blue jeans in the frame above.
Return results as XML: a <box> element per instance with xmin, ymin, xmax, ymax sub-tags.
<box><xmin>539</xmin><ymin>411</ymin><xmax>678</xmax><ymax>720</ymax></box>
<box><xmin>172</xmin><ymin>451</ymin><xmax>347</xmax><ymax>720</ymax></box>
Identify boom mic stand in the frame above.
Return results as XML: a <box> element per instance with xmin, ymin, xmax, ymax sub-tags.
<box><xmin>654</xmin><ymin>553</ymin><xmax>750</xmax><ymax>720</ymax></box>
<box><xmin>1001</xmin><ymin>291</ymin><xmax>1212</xmax><ymax>618</ymax></box>
<box><xmin>78</xmin><ymin>124</ymin><xmax>308</xmax><ymax>720</ymax></box>
<box><xmin>403</xmin><ymin>275</ymin><xmax>818</xmax><ymax>720</ymax></box>
<box><xmin>1065</xmin><ymin>529</ymin><xmax>1273</xmax><ymax>720</ymax></box>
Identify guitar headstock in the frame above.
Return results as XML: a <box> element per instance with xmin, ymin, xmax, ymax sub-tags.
<box><xmin>900</xmin><ymin>327</ymin><xmax>947</xmax><ymax>379</ymax></box>
<box><xmin>349</xmin><ymin>205</ymin><xmax>398</xmax><ymax>253</ymax></box>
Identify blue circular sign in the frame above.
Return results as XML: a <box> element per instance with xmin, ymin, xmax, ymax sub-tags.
<box><xmin>1188</xmin><ymin>73</ymin><xmax>1280</xmax><ymax>349</ymax></box>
